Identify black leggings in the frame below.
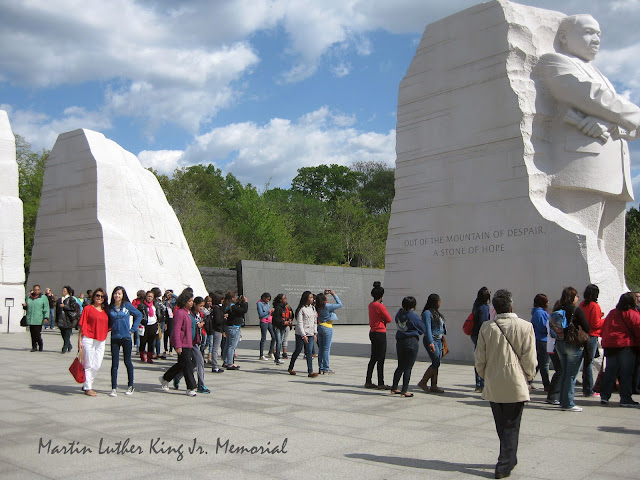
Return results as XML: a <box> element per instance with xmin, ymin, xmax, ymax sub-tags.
<box><xmin>366</xmin><ymin>331</ymin><xmax>387</xmax><ymax>385</ymax></box>
<box><xmin>30</xmin><ymin>325</ymin><xmax>43</xmax><ymax>351</ymax></box>
<box><xmin>140</xmin><ymin>323</ymin><xmax>158</xmax><ymax>354</ymax></box>
<box><xmin>393</xmin><ymin>336</ymin><xmax>419</xmax><ymax>393</ymax></box>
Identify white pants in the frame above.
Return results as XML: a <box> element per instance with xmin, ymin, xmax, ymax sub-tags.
<box><xmin>82</xmin><ymin>337</ymin><xmax>106</xmax><ymax>390</ymax></box>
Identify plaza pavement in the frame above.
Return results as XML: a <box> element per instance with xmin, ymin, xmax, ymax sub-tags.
<box><xmin>1</xmin><ymin>325</ymin><xmax>639</xmax><ymax>480</ymax></box>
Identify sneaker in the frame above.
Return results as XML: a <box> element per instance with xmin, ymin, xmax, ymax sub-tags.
<box><xmin>561</xmin><ymin>406</ymin><xmax>583</xmax><ymax>412</ymax></box>
<box><xmin>621</xmin><ymin>401</ymin><xmax>640</xmax><ymax>408</ymax></box>
<box><xmin>227</xmin><ymin>365</ymin><xmax>240</xmax><ymax>370</ymax></box>
<box><xmin>545</xmin><ymin>399</ymin><xmax>560</xmax><ymax>405</ymax></box>
<box><xmin>601</xmin><ymin>399</ymin><xmax>609</xmax><ymax>405</ymax></box>
<box><xmin>109</xmin><ymin>389</ymin><xmax>117</xmax><ymax>397</ymax></box>
<box><xmin>592</xmin><ymin>392</ymin><xmax>600</xmax><ymax>397</ymax></box>
<box><xmin>211</xmin><ymin>368</ymin><xmax>225</xmax><ymax>373</ymax></box>
<box><xmin>186</xmin><ymin>389</ymin><xmax>197</xmax><ymax>397</ymax></box>
<box><xmin>159</xmin><ymin>376</ymin><xmax>170</xmax><ymax>392</ymax></box>
<box><xmin>259</xmin><ymin>355</ymin><xmax>268</xmax><ymax>360</ymax></box>
<box><xmin>474</xmin><ymin>387</ymin><xmax>483</xmax><ymax>393</ymax></box>
<box><xmin>197</xmin><ymin>386</ymin><xmax>211</xmax><ymax>394</ymax></box>
<box><xmin>282</xmin><ymin>353</ymin><xmax>288</xmax><ymax>359</ymax></box>
<box><xmin>275</xmin><ymin>360</ymin><xmax>284</xmax><ymax>365</ymax></box>
<box><xmin>125</xmin><ymin>386</ymin><xmax>135</xmax><ymax>396</ymax></box>
<box><xmin>325</xmin><ymin>370</ymin><xmax>335</xmax><ymax>375</ymax></box>
<box><xmin>173</xmin><ymin>378</ymin><xmax>180</xmax><ymax>390</ymax></box>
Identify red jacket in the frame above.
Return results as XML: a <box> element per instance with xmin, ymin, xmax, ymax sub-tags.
<box><xmin>580</xmin><ymin>301</ymin><xmax>604</xmax><ymax>337</ymax></box>
<box><xmin>601</xmin><ymin>308</ymin><xmax>640</xmax><ymax>349</ymax></box>
<box><xmin>369</xmin><ymin>301</ymin><xmax>392</xmax><ymax>332</ymax></box>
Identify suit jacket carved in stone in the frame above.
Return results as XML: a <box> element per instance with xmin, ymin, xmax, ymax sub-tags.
<box><xmin>537</xmin><ymin>52</ymin><xmax>640</xmax><ymax>201</ymax></box>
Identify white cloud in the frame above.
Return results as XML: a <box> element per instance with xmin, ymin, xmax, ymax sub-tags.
<box><xmin>138</xmin><ymin>150</ymin><xmax>186</xmax><ymax>174</ymax></box>
<box><xmin>331</xmin><ymin>62</ymin><xmax>351</xmax><ymax>78</ymax></box>
<box><xmin>174</xmin><ymin>107</ymin><xmax>395</xmax><ymax>188</ymax></box>
<box><xmin>1</xmin><ymin>104</ymin><xmax>111</xmax><ymax>151</ymax></box>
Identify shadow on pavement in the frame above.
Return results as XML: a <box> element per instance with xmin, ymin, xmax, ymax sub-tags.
<box><xmin>344</xmin><ymin>453</ymin><xmax>494</xmax><ymax>477</ymax></box>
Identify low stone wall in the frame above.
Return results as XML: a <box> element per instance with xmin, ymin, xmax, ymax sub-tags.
<box><xmin>238</xmin><ymin>260</ymin><xmax>384</xmax><ymax>326</ymax></box>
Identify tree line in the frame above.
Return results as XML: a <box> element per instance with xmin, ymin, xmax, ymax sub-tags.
<box><xmin>15</xmin><ymin>136</ymin><xmax>393</xmax><ymax>275</ymax></box>
<box><xmin>15</xmin><ymin>135</ymin><xmax>640</xmax><ymax>289</ymax></box>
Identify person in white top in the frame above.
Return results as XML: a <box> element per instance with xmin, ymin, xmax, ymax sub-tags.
<box><xmin>137</xmin><ymin>291</ymin><xmax>158</xmax><ymax>364</ymax></box>
<box><xmin>287</xmin><ymin>291</ymin><xmax>318</xmax><ymax>377</ymax></box>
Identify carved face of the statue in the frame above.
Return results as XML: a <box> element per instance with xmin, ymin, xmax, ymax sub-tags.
<box><xmin>560</xmin><ymin>15</ymin><xmax>601</xmax><ymax>62</ymax></box>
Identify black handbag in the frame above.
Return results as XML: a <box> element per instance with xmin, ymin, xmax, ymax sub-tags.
<box><xmin>565</xmin><ymin>321</ymin><xmax>589</xmax><ymax>346</ymax></box>
<box><xmin>20</xmin><ymin>315</ymin><xmax>27</xmax><ymax>327</ymax></box>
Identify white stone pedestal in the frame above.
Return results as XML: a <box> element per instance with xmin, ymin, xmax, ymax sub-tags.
<box><xmin>0</xmin><ymin>110</ymin><xmax>25</xmax><ymax>333</ymax></box>
<box><xmin>384</xmin><ymin>1</ymin><xmax>631</xmax><ymax>361</ymax></box>
<box><xmin>28</xmin><ymin>129</ymin><xmax>206</xmax><ymax>299</ymax></box>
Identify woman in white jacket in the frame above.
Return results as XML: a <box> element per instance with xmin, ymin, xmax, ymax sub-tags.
<box><xmin>287</xmin><ymin>291</ymin><xmax>318</xmax><ymax>377</ymax></box>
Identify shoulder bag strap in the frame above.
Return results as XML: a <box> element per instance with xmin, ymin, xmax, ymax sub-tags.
<box><xmin>494</xmin><ymin>320</ymin><xmax>527</xmax><ymax>380</ymax></box>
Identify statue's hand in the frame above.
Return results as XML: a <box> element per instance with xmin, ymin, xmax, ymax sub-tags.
<box><xmin>578</xmin><ymin>115</ymin><xmax>611</xmax><ymax>140</ymax></box>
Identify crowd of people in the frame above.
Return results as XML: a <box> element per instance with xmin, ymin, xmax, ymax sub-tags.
<box><xmin>21</xmin><ymin>279</ymin><xmax>640</xmax><ymax>478</ymax></box>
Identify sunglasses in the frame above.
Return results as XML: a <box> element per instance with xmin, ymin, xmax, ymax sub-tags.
<box><xmin>94</xmin><ymin>294</ymin><xmax>104</xmax><ymax>299</ymax></box>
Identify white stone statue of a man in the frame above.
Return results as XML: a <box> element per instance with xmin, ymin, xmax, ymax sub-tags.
<box><xmin>537</xmin><ymin>14</ymin><xmax>640</xmax><ymax>271</ymax></box>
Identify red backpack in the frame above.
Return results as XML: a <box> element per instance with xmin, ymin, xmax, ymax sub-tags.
<box><xmin>462</xmin><ymin>312</ymin><xmax>474</xmax><ymax>335</ymax></box>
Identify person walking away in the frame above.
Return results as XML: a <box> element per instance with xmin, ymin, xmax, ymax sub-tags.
<box><xmin>530</xmin><ymin>294</ymin><xmax>551</xmax><ymax>391</ymax></box>
<box><xmin>471</xmin><ymin>287</ymin><xmax>491</xmax><ymax>392</ymax></box>
<box><xmin>475</xmin><ymin>289</ymin><xmax>536</xmax><ymax>479</ymax></box>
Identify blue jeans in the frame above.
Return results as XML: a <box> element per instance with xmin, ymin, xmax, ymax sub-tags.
<box><xmin>273</xmin><ymin>328</ymin><xmax>284</xmax><ymax>362</ymax></box>
<box><xmin>471</xmin><ymin>335</ymin><xmax>484</xmax><ymax>388</ymax></box>
<box><xmin>224</xmin><ymin>326</ymin><xmax>241</xmax><ymax>366</ymax></box>
<box><xmin>289</xmin><ymin>335</ymin><xmax>314</xmax><ymax>373</ymax></box>
<box><xmin>535</xmin><ymin>339</ymin><xmax>550</xmax><ymax>389</ymax></box>
<box><xmin>111</xmin><ymin>337</ymin><xmax>134</xmax><ymax>389</ymax></box>
<box><xmin>259</xmin><ymin>322</ymin><xmax>275</xmax><ymax>357</ymax></box>
<box><xmin>203</xmin><ymin>334</ymin><xmax>214</xmax><ymax>355</ymax></box>
<box><xmin>601</xmin><ymin>347</ymin><xmax>636</xmax><ymax>404</ymax></box>
<box><xmin>48</xmin><ymin>307</ymin><xmax>55</xmax><ymax>329</ymax></box>
<box><xmin>582</xmin><ymin>336</ymin><xmax>599</xmax><ymax>396</ymax></box>
<box><xmin>555</xmin><ymin>340</ymin><xmax>584</xmax><ymax>409</ymax></box>
<box><xmin>317</xmin><ymin>325</ymin><xmax>334</xmax><ymax>372</ymax></box>
<box><xmin>425</xmin><ymin>337</ymin><xmax>442</xmax><ymax>369</ymax></box>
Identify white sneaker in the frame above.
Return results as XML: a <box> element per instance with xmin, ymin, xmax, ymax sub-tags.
<box><xmin>186</xmin><ymin>389</ymin><xmax>197</xmax><ymax>397</ymax></box>
<box><xmin>109</xmin><ymin>389</ymin><xmax>117</xmax><ymax>397</ymax></box>
<box><xmin>125</xmin><ymin>386</ymin><xmax>135</xmax><ymax>396</ymax></box>
<box><xmin>159</xmin><ymin>376</ymin><xmax>170</xmax><ymax>392</ymax></box>
<box><xmin>562</xmin><ymin>406</ymin><xmax>583</xmax><ymax>412</ymax></box>
<box><xmin>275</xmin><ymin>359</ymin><xmax>284</xmax><ymax>365</ymax></box>
<box><xmin>259</xmin><ymin>355</ymin><xmax>268</xmax><ymax>360</ymax></box>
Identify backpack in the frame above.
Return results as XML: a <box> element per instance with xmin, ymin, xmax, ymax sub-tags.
<box><xmin>65</xmin><ymin>297</ymin><xmax>80</xmax><ymax>328</ymax></box>
<box><xmin>548</xmin><ymin>310</ymin><xmax>567</xmax><ymax>340</ymax></box>
<box><xmin>462</xmin><ymin>312</ymin><xmax>474</xmax><ymax>335</ymax></box>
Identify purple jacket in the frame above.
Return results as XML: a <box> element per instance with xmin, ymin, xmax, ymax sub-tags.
<box><xmin>172</xmin><ymin>307</ymin><xmax>192</xmax><ymax>349</ymax></box>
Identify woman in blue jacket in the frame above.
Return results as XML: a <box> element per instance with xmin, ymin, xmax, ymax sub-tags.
<box><xmin>392</xmin><ymin>296</ymin><xmax>425</xmax><ymax>397</ymax></box>
<box><xmin>530</xmin><ymin>293</ymin><xmax>550</xmax><ymax>391</ymax></box>
<box><xmin>417</xmin><ymin>294</ymin><xmax>446</xmax><ymax>393</ymax></box>
<box><xmin>316</xmin><ymin>290</ymin><xmax>342</xmax><ymax>375</ymax></box>
<box><xmin>471</xmin><ymin>286</ymin><xmax>491</xmax><ymax>392</ymax></box>
<box><xmin>108</xmin><ymin>286</ymin><xmax>142</xmax><ymax>397</ymax></box>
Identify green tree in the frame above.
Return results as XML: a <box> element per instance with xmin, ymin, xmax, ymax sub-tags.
<box><xmin>291</xmin><ymin>164</ymin><xmax>363</xmax><ymax>203</ymax></box>
<box><xmin>625</xmin><ymin>207</ymin><xmax>640</xmax><ymax>290</ymax></box>
<box><xmin>15</xmin><ymin>135</ymin><xmax>49</xmax><ymax>275</ymax></box>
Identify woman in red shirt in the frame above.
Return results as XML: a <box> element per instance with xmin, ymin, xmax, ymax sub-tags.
<box><xmin>365</xmin><ymin>282</ymin><xmax>392</xmax><ymax>389</ymax></box>
<box><xmin>580</xmin><ymin>284</ymin><xmax>604</xmax><ymax>397</ymax></box>
<box><xmin>78</xmin><ymin>288</ymin><xmax>109</xmax><ymax>396</ymax></box>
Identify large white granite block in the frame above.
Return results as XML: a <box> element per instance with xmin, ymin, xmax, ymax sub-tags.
<box><xmin>0</xmin><ymin>110</ymin><xmax>25</xmax><ymax>333</ymax></box>
<box><xmin>384</xmin><ymin>1</ymin><xmax>639</xmax><ymax>361</ymax></box>
<box><xmin>28</xmin><ymin>129</ymin><xmax>207</xmax><ymax>299</ymax></box>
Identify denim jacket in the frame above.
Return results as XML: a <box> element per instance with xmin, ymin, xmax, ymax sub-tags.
<box><xmin>257</xmin><ymin>301</ymin><xmax>271</xmax><ymax>321</ymax></box>
<box><xmin>109</xmin><ymin>302</ymin><xmax>143</xmax><ymax>340</ymax></box>
<box><xmin>317</xmin><ymin>294</ymin><xmax>342</xmax><ymax>324</ymax></box>
<box><xmin>422</xmin><ymin>309</ymin><xmax>445</xmax><ymax>346</ymax></box>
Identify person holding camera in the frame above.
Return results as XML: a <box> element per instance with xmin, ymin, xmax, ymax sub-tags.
<box><xmin>316</xmin><ymin>289</ymin><xmax>342</xmax><ymax>375</ymax></box>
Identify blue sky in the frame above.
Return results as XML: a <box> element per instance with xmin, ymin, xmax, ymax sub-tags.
<box><xmin>2</xmin><ymin>0</ymin><xmax>640</xmax><ymax>193</ymax></box>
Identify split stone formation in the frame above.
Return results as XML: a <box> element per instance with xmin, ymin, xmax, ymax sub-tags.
<box><xmin>0</xmin><ymin>110</ymin><xmax>25</xmax><ymax>332</ymax></box>
<box><xmin>27</xmin><ymin>129</ymin><xmax>206</xmax><ymax>300</ymax></box>
<box><xmin>384</xmin><ymin>0</ymin><xmax>640</xmax><ymax>360</ymax></box>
